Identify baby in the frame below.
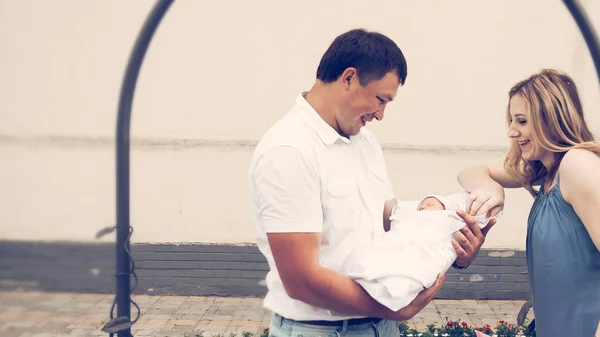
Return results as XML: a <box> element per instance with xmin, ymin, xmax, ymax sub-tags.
<box><xmin>411</xmin><ymin>193</ymin><xmax>496</xmax><ymax>228</ymax></box>
<box><xmin>340</xmin><ymin>192</ymin><xmax>502</xmax><ymax>311</ymax></box>
<box><xmin>417</xmin><ymin>196</ymin><xmax>446</xmax><ymax>211</ymax></box>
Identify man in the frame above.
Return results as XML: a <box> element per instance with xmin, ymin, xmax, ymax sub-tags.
<box><xmin>248</xmin><ymin>29</ymin><xmax>500</xmax><ymax>337</ymax></box>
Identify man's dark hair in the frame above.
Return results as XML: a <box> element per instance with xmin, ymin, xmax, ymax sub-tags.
<box><xmin>316</xmin><ymin>29</ymin><xmax>407</xmax><ymax>86</ymax></box>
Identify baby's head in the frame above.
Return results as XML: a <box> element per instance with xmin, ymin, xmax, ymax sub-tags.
<box><xmin>416</xmin><ymin>194</ymin><xmax>461</xmax><ymax>211</ymax></box>
<box><xmin>417</xmin><ymin>197</ymin><xmax>446</xmax><ymax>211</ymax></box>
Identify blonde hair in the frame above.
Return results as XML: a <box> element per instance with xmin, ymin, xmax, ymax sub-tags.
<box><xmin>503</xmin><ymin>69</ymin><xmax>600</xmax><ymax>197</ymax></box>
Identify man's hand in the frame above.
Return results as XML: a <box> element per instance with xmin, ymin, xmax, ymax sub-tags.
<box><xmin>391</xmin><ymin>274</ymin><xmax>445</xmax><ymax>321</ymax></box>
<box><xmin>452</xmin><ymin>210</ymin><xmax>496</xmax><ymax>268</ymax></box>
<box><xmin>465</xmin><ymin>184</ymin><xmax>505</xmax><ymax>216</ymax></box>
<box><xmin>383</xmin><ymin>198</ymin><xmax>398</xmax><ymax>232</ymax></box>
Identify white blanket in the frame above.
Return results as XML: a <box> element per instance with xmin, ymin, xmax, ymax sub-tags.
<box><xmin>340</xmin><ymin>192</ymin><xmax>502</xmax><ymax>311</ymax></box>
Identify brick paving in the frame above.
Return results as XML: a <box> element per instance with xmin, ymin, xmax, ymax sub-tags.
<box><xmin>0</xmin><ymin>291</ymin><xmax>529</xmax><ymax>337</ymax></box>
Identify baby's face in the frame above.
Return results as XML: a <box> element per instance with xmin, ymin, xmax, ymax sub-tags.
<box><xmin>418</xmin><ymin>197</ymin><xmax>446</xmax><ymax>211</ymax></box>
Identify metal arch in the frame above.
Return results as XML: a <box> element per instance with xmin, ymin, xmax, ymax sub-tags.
<box><xmin>113</xmin><ymin>1</ymin><xmax>173</xmax><ymax>336</ymax></box>
<box><xmin>564</xmin><ymin>0</ymin><xmax>600</xmax><ymax>87</ymax></box>
<box><xmin>111</xmin><ymin>0</ymin><xmax>600</xmax><ymax>335</ymax></box>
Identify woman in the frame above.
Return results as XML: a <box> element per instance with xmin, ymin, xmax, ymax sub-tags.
<box><xmin>457</xmin><ymin>69</ymin><xmax>600</xmax><ymax>337</ymax></box>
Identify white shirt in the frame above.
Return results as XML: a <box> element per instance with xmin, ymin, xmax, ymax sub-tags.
<box><xmin>248</xmin><ymin>92</ymin><xmax>394</xmax><ymax>320</ymax></box>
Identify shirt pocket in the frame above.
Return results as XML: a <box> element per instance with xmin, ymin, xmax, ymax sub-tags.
<box><xmin>371</xmin><ymin>167</ymin><xmax>390</xmax><ymax>201</ymax></box>
<box><xmin>324</xmin><ymin>174</ymin><xmax>359</xmax><ymax>229</ymax></box>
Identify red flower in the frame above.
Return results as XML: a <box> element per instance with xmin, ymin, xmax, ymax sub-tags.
<box><xmin>485</xmin><ymin>324</ymin><xmax>491</xmax><ymax>329</ymax></box>
<box><xmin>447</xmin><ymin>321</ymin><xmax>454</xmax><ymax>327</ymax></box>
<box><xmin>444</xmin><ymin>316</ymin><xmax>449</xmax><ymax>319</ymax></box>
<box><xmin>461</xmin><ymin>322</ymin><xmax>468</xmax><ymax>327</ymax></box>
<box><xmin>264</xmin><ymin>328</ymin><xmax>270</xmax><ymax>332</ymax></box>
<box><xmin>499</xmin><ymin>320</ymin><xmax>505</xmax><ymax>324</ymax></box>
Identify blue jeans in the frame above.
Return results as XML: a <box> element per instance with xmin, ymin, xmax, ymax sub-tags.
<box><xmin>269</xmin><ymin>313</ymin><xmax>401</xmax><ymax>337</ymax></box>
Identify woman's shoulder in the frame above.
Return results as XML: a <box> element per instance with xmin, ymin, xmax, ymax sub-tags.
<box><xmin>559</xmin><ymin>148</ymin><xmax>600</xmax><ymax>201</ymax></box>
<box><xmin>560</xmin><ymin>148</ymin><xmax>600</xmax><ymax>173</ymax></box>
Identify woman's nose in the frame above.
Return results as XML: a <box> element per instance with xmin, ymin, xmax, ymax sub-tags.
<box><xmin>507</xmin><ymin>127</ymin><xmax>519</xmax><ymax>138</ymax></box>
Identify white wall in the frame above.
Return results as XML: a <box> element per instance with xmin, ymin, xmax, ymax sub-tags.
<box><xmin>1</xmin><ymin>0</ymin><xmax>599</xmax><ymax>249</ymax></box>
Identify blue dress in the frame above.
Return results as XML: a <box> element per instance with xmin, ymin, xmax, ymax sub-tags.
<box><xmin>527</xmin><ymin>175</ymin><xmax>600</xmax><ymax>336</ymax></box>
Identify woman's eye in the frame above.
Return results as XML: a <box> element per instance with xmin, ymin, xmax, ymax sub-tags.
<box><xmin>518</xmin><ymin>120</ymin><xmax>527</xmax><ymax>125</ymax></box>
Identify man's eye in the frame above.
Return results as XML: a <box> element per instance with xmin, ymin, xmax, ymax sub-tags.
<box><xmin>377</xmin><ymin>97</ymin><xmax>385</xmax><ymax>104</ymax></box>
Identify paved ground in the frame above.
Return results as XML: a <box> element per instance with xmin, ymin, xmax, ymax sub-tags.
<box><xmin>0</xmin><ymin>291</ymin><xmax>529</xmax><ymax>337</ymax></box>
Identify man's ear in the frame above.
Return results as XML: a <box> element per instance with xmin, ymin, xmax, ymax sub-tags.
<box><xmin>340</xmin><ymin>67</ymin><xmax>357</xmax><ymax>89</ymax></box>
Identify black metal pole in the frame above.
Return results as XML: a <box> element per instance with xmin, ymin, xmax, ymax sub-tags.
<box><xmin>115</xmin><ymin>1</ymin><xmax>173</xmax><ymax>336</ymax></box>
<box><xmin>563</xmin><ymin>0</ymin><xmax>600</xmax><ymax>87</ymax></box>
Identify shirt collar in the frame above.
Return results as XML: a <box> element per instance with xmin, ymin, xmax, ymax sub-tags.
<box><xmin>295</xmin><ymin>92</ymin><xmax>349</xmax><ymax>146</ymax></box>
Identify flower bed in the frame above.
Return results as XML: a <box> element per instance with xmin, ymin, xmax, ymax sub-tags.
<box><xmin>398</xmin><ymin>317</ymin><xmax>535</xmax><ymax>337</ymax></box>
<box><xmin>221</xmin><ymin>318</ymin><xmax>535</xmax><ymax>337</ymax></box>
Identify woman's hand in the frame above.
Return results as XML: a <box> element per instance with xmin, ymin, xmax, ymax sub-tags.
<box><xmin>465</xmin><ymin>183</ymin><xmax>505</xmax><ymax>216</ymax></box>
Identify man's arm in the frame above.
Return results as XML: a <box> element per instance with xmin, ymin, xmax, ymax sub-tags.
<box><xmin>268</xmin><ymin>231</ymin><xmax>444</xmax><ymax>320</ymax></box>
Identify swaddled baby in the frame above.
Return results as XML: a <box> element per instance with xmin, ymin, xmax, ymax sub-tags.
<box><xmin>340</xmin><ymin>192</ymin><xmax>502</xmax><ymax>311</ymax></box>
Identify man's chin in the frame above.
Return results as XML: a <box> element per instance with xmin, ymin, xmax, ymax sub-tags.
<box><xmin>339</xmin><ymin>125</ymin><xmax>362</xmax><ymax>138</ymax></box>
